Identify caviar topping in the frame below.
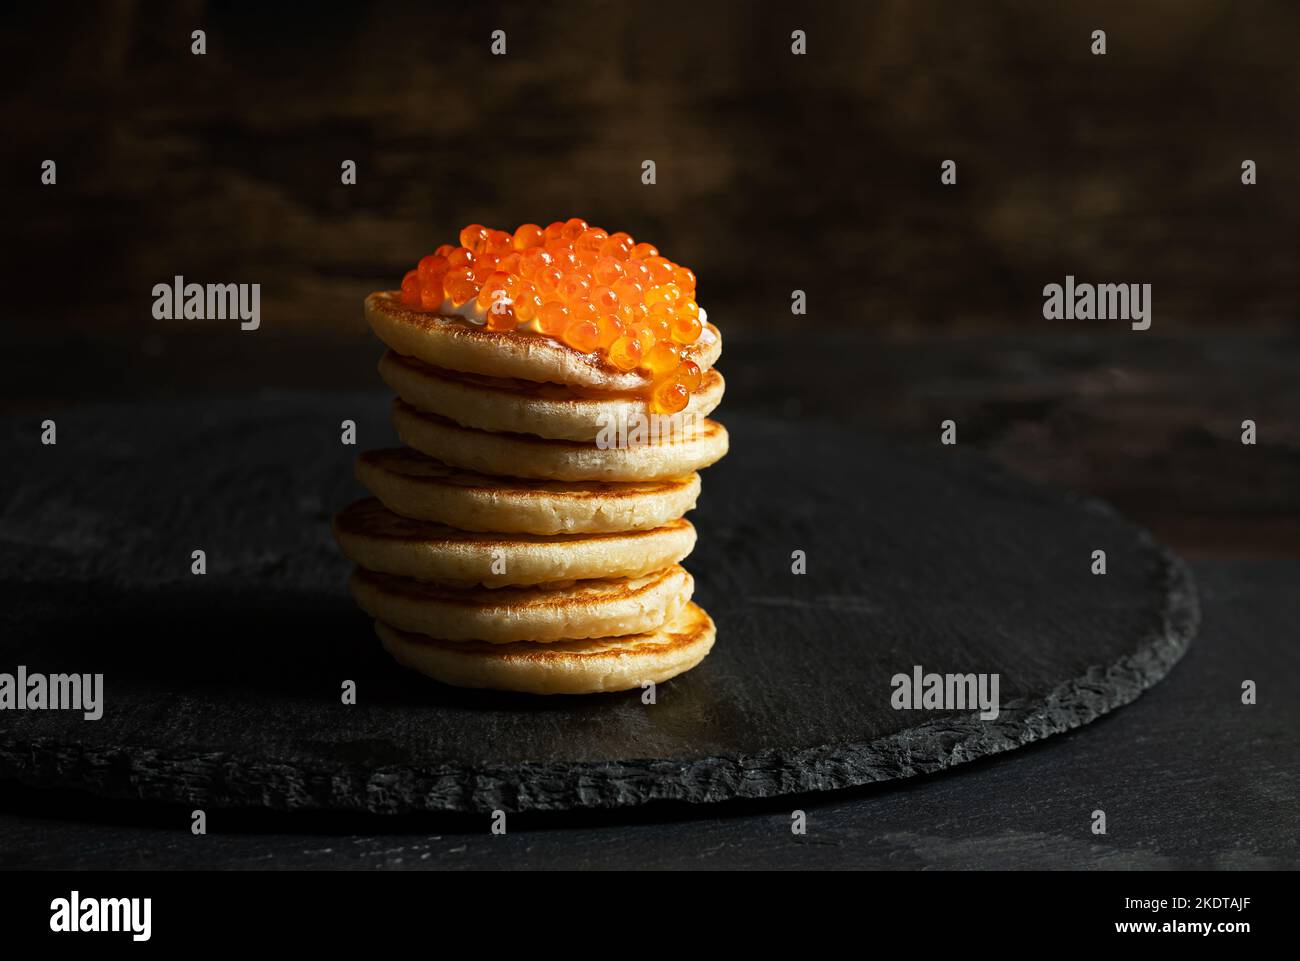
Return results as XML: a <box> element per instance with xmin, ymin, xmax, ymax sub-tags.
<box><xmin>398</xmin><ymin>222</ymin><xmax>706</xmax><ymax>412</ymax></box>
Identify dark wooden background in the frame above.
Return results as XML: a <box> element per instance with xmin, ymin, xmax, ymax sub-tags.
<box><xmin>2</xmin><ymin>0</ymin><xmax>1298</xmax><ymax>871</ymax></box>
<box><xmin>5</xmin><ymin>0</ymin><xmax>1299</xmax><ymax>555</ymax></box>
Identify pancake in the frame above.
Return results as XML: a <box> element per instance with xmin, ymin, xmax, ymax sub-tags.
<box><xmin>378</xmin><ymin>349</ymin><xmax>726</xmax><ymax>442</ymax></box>
<box><xmin>333</xmin><ymin>497</ymin><xmax>696</xmax><ymax>587</ymax></box>
<box><xmin>348</xmin><ymin>565</ymin><xmax>693</xmax><ymax>643</ymax></box>
<box><xmin>376</xmin><ymin>602</ymin><xmax>716</xmax><ymax>694</ymax></box>
<box><xmin>392</xmin><ymin>400</ymin><xmax>729</xmax><ymax>482</ymax></box>
<box><xmin>356</xmin><ymin>448</ymin><xmax>700</xmax><ymax>534</ymax></box>
<box><xmin>365</xmin><ymin>290</ymin><xmax>722</xmax><ymax>391</ymax></box>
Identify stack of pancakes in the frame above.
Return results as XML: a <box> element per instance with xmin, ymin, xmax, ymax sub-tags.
<box><xmin>332</xmin><ymin>291</ymin><xmax>729</xmax><ymax>694</ymax></box>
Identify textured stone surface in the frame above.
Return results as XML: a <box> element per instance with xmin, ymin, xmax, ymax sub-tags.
<box><xmin>0</xmin><ymin>396</ymin><xmax>1198</xmax><ymax>813</ymax></box>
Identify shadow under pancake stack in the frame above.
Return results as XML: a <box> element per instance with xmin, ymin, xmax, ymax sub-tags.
<box><xmin>333</xmin><ymin>220</ymin><xmax>728</xmax><ymax>694</ymax></box>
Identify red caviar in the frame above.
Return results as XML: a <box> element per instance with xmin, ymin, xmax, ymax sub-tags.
<box><xmin>398</xmin><ymin>222</ymin><xmax>705</xmax><ymax>412</ymax></box>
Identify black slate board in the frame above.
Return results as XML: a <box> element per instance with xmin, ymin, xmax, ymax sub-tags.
<box><xmin>0</xmin><ymin>395</ymin><xmax>1198</xmax><ymax>813</ymax></box>
<box><xmin>2</xmin><ymin>559</ymin><xmax>1290</xmax><ymax>870</ymax></box>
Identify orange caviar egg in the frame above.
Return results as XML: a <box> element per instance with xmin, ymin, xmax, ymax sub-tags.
<box><xmin>678</xmin><ymin>299</ymin><xmax>700</xmax><ymax>322</ymax></box>
<box><xmin>542</xmin><ymin>221</ymin><xmax>565</xmax><ymax>244</ymax></box>
<box><xmin>434</xmin><ymin>244</ymin><xmax>456</xmax><ymax>258</ymax></box>
<box><xmin>576</xmin><ymin>227</ymin><xmax>608</xmax><ymax>257</ymax></box>
<box><xmin>563</xmin><ymin>318</ymin><xmax>600</xmax><ymax>353</ymax></box>
<box><xmin>648</xmin><ymin>316</ymin><xmax>673</xmax><ymax>344</ymax></box>
<box><xmin>569</xmin><ymin>299</ymin><xmax>600</xmax><ymax>325</ymax></box>
<box><xmin>476</xmin><ymin>271</ymin><xmax>511</xmax><ymax>311</ymax></box>
<box><xmin>484</xmin><ymin>230</ymin><xmax>512</xmax><ymax>255</ymax></box>
<box><xmin>400</xmin><ymin>270</ymin><xmax>421</xmax><ymax>306</ymax></box>
<box><xmin>535</xmin><ymin>266</ymin><xmax>563</xmax><ymax>299</ymax></box>
<box><xmin>561</xmin><ymin>218</ymin><xmax>588</xmax><ymax>242</ymax></box>
<box><xmin>446</xmin><ymin>246</ymin><xmax>475</xmax><ymax>268</ymax></box>
<box><xmin>631</xmin><ymin>242</ymin><xmax>659</xmax><ymax>259</ymax></box>
<box><xmin>644</xmin><ymin>256</ymin><xmax>676</xmax><ymax>285</ymax></box>
<box><xmin>486</xmin><ymin>303</ymin><xmax>516</xmax><ymax>331</ymax></box>
<box><xmin>443</xmin><ymin>267</ymin><xmax>478</xmax><ymax>306</ymax></box>
<box><xmin>518</xmin><ymin>247</ymin><xmax>553</xmax><ymax>279</ymax></box>
<box><xmin>420</xmin><ymin>284</ymin><xmax>443</xmax><ymax>310</ymax></box>
<box><xmin>459</xmin><ymin>224</ymin><xmax>489</xmax><ymax>253</ymax></box>
<box><xmin>624</xmin><ymin>259</ymin><xmax>651</xmax><ymax>286</ymax></box>
<box><xmin>600</xmin><ymin>235</ymin><xmax>632</xmax><ymax>260</ymax></box>
<box><xmin>513</xmin><ymin>223</ymin><xmax>544</xmax><ymax>250</ymax></box>
<box><xmin>557</xmin><ymin>273</ymin><xmax>590</xmax><ymax>304</ymax></box>
<box><xmin>670</xmin><ymin>312</ymin><xmax>702</xmax><ymax>345</ymax></box>
<box><xmin>643</xmin><ymin>342</ymin><xmax>681</xmax><ymax>377</ymax></box>
<box><xmin>644</xmin><ymin>284</ymin><xmax>676</xmax><ymax>308</ymax></box>
<box><xmin>633</xmin><ymin>325</ymin><xmax>657</xmax><ymax>353</ymax></box>
<box><xmin>547</xmin><ymin>245</ymin><xmax>578</xmax><ymax>272</ymax></box>
<box><xmin>418</xmin><ymin>253</ymin><xmax>448</xmax><ymax>283</ymax></box>
<box><xmin>592</xmin><ymin>256</ymin><xmax>624</xmax><ymax>286</ymax></box>
<box><xmin>596</xmin><ymin>314</ymin><xmax>624</xmax><ymax>349</ymax></box>
<box><xmin>498</xmin><ymin>251</ymin><xmax>522</xmax><ymax>276</ymax></box>
<box><xmin>537</xmin><ymin>301</ymin><xmax>569</xmax><ymax>335</ymax></box>
<box><xmin>612</xmin><ymin>278</ymin><xmax>643</xmax><ymax>307</ymax></box>
<box><xmin>513</xmin><ymin>283</ymin><xmax>542</xmax><ymax>322</ymax></box>
<box><xmin>651</xmin><ymin>378</ymin><xmax>690</xmax><ymax>414</ymax></box>
<box><xmin>646</xmin><ymin>299</ymin><xmax>673</xmax><ymax>321</ymax></box>
<box><xmin>676</xmin><ymin>359</ymin><xmax>702</xmax><ymax>391</ymax></box>
<box><xmin>608</xmin><ymin>334</ymin><xmax>643</xmax><ymax>371</ymax></box>
<box><xmin>589</xmin><ymin>284</ymin><xmax>619</xmax><ymax>315</ymax></box>
<box><xmin>551</xmin><ymin>245</ymin><xmax>577</xmax><ymax>273</ymax></box>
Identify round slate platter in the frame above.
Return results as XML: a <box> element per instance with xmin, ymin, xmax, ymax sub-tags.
<box><xmin>0</xmin><ymin>395</ymin><xmax>1198</xmax><ymax>814</ymax></box>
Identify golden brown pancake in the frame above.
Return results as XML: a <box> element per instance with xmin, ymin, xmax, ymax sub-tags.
<box><xmin>378</xmin><ymin>350</ymin><xmax>726</xmax><ymax>442</ymax></box>
<box><xmin>376</xmin><ymin>602</ymin><xmax>716</xmax><ymax>694</ymax></box>
<box><xmin>355</xmin><ymin>448</ymin><xmax>701</xmax><ymax>534</ymax></box>
<box><xmin>348</xmin><ymin>565</ymin><xmax>693</xmax><ymax>643</ymax></box>
<box><xmin>392</xmin><ymin>400</ymin><xmax>730</xmax><ymax>483</ymax></box>
<box><xmin>365</xmin><ymin>291</ymin><xmax>722</xmax><ymax>391</ymax></box>
<box><xmin>333</xmin><ymin>497</ymin><xmax>696</xmax><ymax>587</ymax></box>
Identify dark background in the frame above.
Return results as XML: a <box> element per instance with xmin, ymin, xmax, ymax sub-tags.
<box><xmin>1</xmin><ymin>0</ymin><xmax>1298</xmax><ymax>872</ymax></box>
<box><xmin>6</xmin><ymin>0</ymin><xmax>1299</xmax><ymax>556</ymax></box>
